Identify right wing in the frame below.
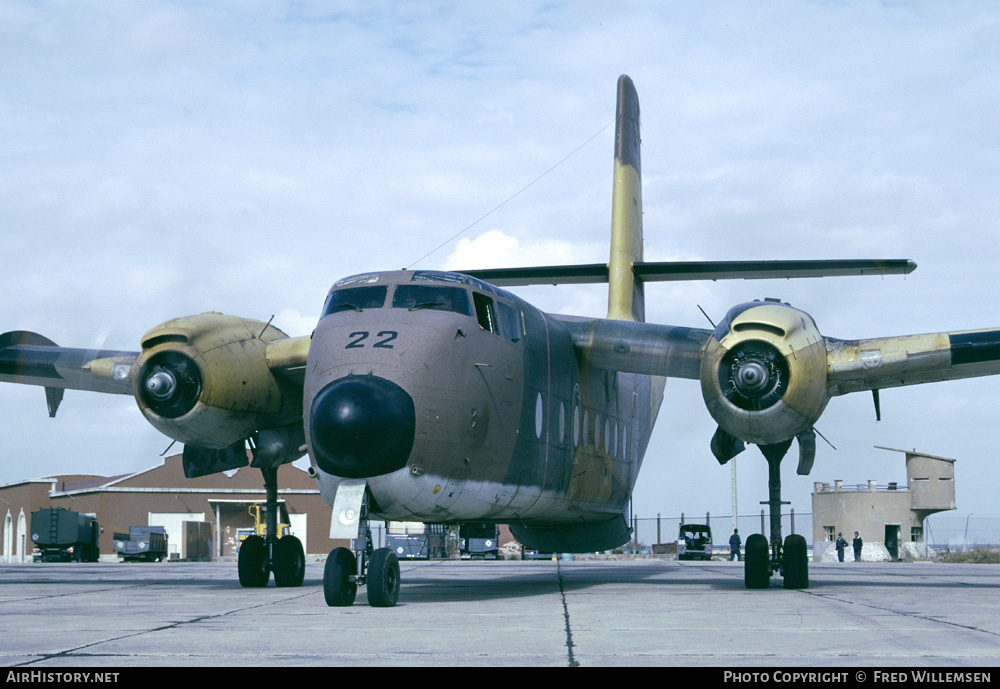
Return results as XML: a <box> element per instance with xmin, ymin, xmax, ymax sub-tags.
<box><xmin>0</xmin><ymin>331</ymin><xmax>137</xmax><ymax>417</ymax></box>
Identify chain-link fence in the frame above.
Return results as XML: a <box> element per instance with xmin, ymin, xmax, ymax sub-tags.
<box><xmin>631</xmin><ymin>511</ymin><xmax>813</xmax><ymax>550</ymax></box>
<box><xmin>630</xmin><ymin>512</ymin><xmax>1000</xmax><ymax>551</ymax></box>
<box><xmin>924</xmin><ymin>514</ymin><xmax>1000</xmax><ymax>551</ymax></box>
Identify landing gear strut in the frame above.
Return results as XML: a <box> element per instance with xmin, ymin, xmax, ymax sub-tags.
<box><xmin>744</xmin><ymin>441</ymin><xmax>809</xmax><ymax>590</ymax></box>
<box><xmin>238</xmin><ymin>467</ymin><xmax>306</xmax><ymax>588</ymax></box>
<box><xmin>323</xmin><ymin>487</ymin><xmax>400</xmax><ymax>607</ymax></box>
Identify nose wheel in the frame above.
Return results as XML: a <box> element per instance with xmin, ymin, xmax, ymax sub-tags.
<box><xmin>323</xmin><ymin>488</ymin><xmax>400</xmax><ymax>607</ymax></box>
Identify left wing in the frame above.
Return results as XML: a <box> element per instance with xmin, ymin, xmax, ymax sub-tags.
<box><xmin>827</xmin><ymin>329</ymin><xmax>1000</xmax><ymax>395</ymax></box>
<box><xmin>558</xmin><ymin>301</ymin><xmax>1000</xmax><ymax>471</ymax></box>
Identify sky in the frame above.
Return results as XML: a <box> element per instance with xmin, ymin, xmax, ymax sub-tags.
<box><xmin>1</xmin><ymin>1</ymin><xmax>998</xmax><ymax>541</ymax></box>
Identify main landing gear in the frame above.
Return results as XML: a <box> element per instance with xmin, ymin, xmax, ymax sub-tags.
<box><xmin>238</xmin><ymin>467</ymin><xmax>306</xmax><ymax>588</ymax></box>
<box><xmin>743</xmin><ymin>440</ymin><xmax>809</xmax><ymax>590</ymax></box>
<box><xmin>323</xmin><ymin>488</ymin><xmax>400</xmax><ymax>607</ymax></box>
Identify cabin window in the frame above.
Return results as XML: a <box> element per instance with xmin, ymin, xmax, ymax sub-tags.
<box><xmin>497</xmin><ymin>301</ymin><xmax>523</xmax><ymax>343</ymax></box>
<box><xmin>473</xmin><ymin>293</ymin><xmax>498</xmax><ymax>334</ymax></box>
<box><xmin>322</xmin><ymin>285</ymin><xmax>388</xmax><ymax>316</ymax></box>
<box><xmin>391</xmin><ymin>285</ymin><xmax>472</xmax><ymax>316</ymax></box>
<box><xmin>535</xmin><ymin>393</ymin><xmax>544</xmax><ymax>439</ymax></box>
<box><xmin>558</xmin><ymin>403</ymin><xmax>566</xmax><ymax>444</ymax></box>
<box><xmin>573</xmin><ymin>405</ymin><xmax>580</xmax><ymax>448</ymax></box>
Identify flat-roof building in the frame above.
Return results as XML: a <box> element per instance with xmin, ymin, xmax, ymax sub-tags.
<box><xmin>812</xmin><ymin>447</ymin><xmax>956</xmax><ymax>562</ymax></box>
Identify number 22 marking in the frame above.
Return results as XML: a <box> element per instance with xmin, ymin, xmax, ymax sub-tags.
<box><xmin>346</xmin><ymin>331</ymin><xmax>398</xmax><ymax>349</ymax></box>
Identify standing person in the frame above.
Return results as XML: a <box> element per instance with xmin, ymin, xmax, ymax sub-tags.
<box><xmin>729</xmin><ymin>528</ymin><xmax>742</xmax><ymax>561</ymax></box>
<box><xmin>835</xmin><ymin>532</ymin><xmax>848</xmax><ymax>562</ymax></box>
<box><xmin>853</xmin><ymin>531</ymin><xmax>863</xmax><ymax>562</ymax></box>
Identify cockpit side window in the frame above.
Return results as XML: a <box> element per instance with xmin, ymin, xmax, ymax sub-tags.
<box><xmin>323</xmin><ymin>285</ymin><xmax>388</xmax><ymax>316</ymax></box>
<box><xmin>473</xmin><ymin>292</ymin><xmax>498</xmax><ymax>334</ymax></box>
<box><xmin>497</xmin><ymin>301</ymin><xmax>523</xmax><ymax>343</ymax></box>
<box><xmin>391</xmin><ymin>285</ymin><xmax>472</xmax><ymax>316</ymax></box>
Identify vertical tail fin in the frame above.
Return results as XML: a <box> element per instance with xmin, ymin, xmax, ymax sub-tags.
<box><xmin>607</xmin><ymin>75</ymin><xmax>644</xmax><ymax>323</ymax></box>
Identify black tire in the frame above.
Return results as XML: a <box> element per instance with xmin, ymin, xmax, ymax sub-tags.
<box><xmin>744</xmin><ymin>534</ymin><xmax>770</xmax><ymax>589</ymax></box>
<box><xmin>238</xmin><ymin>535</ymin><xmax>270</xmax><ymax>588</ymax></box>
<box><xmin>273</xmin><ymin>536</ymin><xmax>306</xmax><ymax>588</ymax></box>
<box><xmin>324</xmin><ymin>547</ymin><xmax>358</xmax><ymax>607</ymax></box>
<box><xmin>782</xmin><ymin>534</ymin><xmax>809</xmax><ymax>589</ymax></box>
<box><xmin>367</xmin><ymin>547</ymin><xmax>400</xmax><ymax>608</ymax></box>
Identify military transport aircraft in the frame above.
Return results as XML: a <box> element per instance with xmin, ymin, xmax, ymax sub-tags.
<box><xmin>3</xmin><ymin>75</ymin><xmax>1000</xmax><ymax>606</ymax></box>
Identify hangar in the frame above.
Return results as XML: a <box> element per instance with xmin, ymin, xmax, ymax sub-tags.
<box><xmin>0</xmin><ymin>453</ymin><xmax>340</xmax><ymax>563</ymax></box>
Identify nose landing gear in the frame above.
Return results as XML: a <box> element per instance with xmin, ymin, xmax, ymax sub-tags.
<box><xmin>323</xmin><ymin>479</ymin><xmax>400</xmax><ymax>607</ymax></box>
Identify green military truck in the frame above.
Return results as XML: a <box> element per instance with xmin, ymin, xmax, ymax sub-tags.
<box><xmin>31</xmin><ymin>508</ymin><xmax>101</xmax><ymax>563</ymax></box>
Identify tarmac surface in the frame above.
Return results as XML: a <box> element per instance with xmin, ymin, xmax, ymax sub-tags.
<box><xmin>1</xmin><ymin>558</ymin><xmax>998</xmax><ymax>668</ymax></box>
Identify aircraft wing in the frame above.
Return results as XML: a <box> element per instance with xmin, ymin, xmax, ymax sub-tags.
<box><xmin>263</xmin><ymin>335</ymin><xmax>311</xmax><ymax>386</ymax></box>
<box><xmin>0</xmin><ymin>331</ymin><xmax>137</xmax><ymax>416</ymax></box>
<box><xmin>559</xmin><ymin>304</ymin><xmax>1000</xmax><ymax>469</ymax></box>
<box><xmin>0</xmin><ymin>329</ymin><xmax>312</xmax><ymax>417</ymax></box>
<box><xmin>555</xmin><ymin>315</ymin><xmax>710</xmax><ymax>380</ymax></box>
<box><xmin>826</xmin><ymin>329</ymin><xmax>1000</xmax><ymax>396</ymax></box>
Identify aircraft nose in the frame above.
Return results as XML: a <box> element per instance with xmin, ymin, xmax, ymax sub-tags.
<box><xmin>309</xmin><ymin>376</ymin><xmax>415</xmax><ymax>479</ymax></box>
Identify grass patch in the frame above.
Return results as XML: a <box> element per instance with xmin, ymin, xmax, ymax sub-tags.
<box><xmin>938</xmin><ymin>548</ymin><xmax>1000</xmax><ymax>564</ymax></box>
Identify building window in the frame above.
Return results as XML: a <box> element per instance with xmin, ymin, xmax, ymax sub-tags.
<box><xmin>824</xmin><ymin>526</ymin><xmax>836</xmax><ymax>542</ymax></box>
<box><xmin>911</xmin><ymin>526</ymin><xmax>923</xmax><ymax>543</ymax></box>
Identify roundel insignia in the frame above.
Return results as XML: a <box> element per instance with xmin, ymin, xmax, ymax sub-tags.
<box><xmin>861</xmin><ymin>350</ymin><xmax>882</xmax><ymax>369</ymax></box>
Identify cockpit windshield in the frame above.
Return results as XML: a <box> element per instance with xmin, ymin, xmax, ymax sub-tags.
<box><xmin>322</xmin><ymin>285</ymin><xmax>389</xmax><ymax>316</ymax></box>
<box><xmin>391</xmin><ymin>284</ymin><xmax>472</xmax><ymax>316</ymax></box>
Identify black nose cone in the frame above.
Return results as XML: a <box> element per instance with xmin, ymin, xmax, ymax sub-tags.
<box><xmin>309</xmin><ymin>376</ymin><xmax>415</xmax><ymax>478</ymax></box>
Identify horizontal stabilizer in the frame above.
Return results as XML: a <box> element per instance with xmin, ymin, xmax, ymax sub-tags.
<box><xmin>459</xmin><ymin>259</ymin><xmax>915</xmax><ymax>287</ymax></box>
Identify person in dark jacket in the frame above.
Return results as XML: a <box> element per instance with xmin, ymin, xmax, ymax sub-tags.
<box><xmin>853</xmin><ymin>531</ymin><xmax>863</xmax><ymax>562</ymax></box>
<box><xmin>729</xmin><ymin>529</ymin><xmax>742</xmax><ymax>561</ymax></box>
<box><xmin>835</xmin><ymin>533</ymin><xmax>848</xmax><ymax>562</ymax></box>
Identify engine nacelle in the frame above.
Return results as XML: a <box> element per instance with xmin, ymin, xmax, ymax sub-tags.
<box><xmin>700</xmin><ymin>300</ymin><xmax>829</xmax><ymax>446</ymax></box>
<box><xmin>132</xmin><ymin>313</ymin><xmax>301</xmax><ymax>450</ymax></box>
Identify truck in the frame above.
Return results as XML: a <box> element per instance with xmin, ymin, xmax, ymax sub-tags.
<box><xmin>30</xmin><ymin>508</ymin><xmax>101</xmax><ymax>563</ymax></box>
<box><xmin>460</xmin><ymin>523</ymin><xmax>499</xmax><ymax>559</ymax></box>
<box><xmin>113</xmin><ymin>526</ymin><xmax>168</xmax><ymax>562</ymax></box>
<box><xmin>677</xmin><ymin>523</ymin><xmax>713</xmax><ymax>561</ymax></box>
<box><xmin>386</xmin><ymin>522</ymin><xmax>445</xmax><ymax>559</ymax></box>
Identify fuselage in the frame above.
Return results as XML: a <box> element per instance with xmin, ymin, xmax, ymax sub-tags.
<box><xmin>304</xmin><ymin>270</ymin><xmax>664</xmax><ymax>529</ymax></box>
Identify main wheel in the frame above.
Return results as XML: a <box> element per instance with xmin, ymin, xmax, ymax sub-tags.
<box><xmin>238</xmin><ymin>535</ymin><xmax>270</xmax><ymax>588</ymax></box>
<box><xmin>782</xmin><ymin>534</ymin><xmax>809</xmax><ymax>589</ymax></box>
<box><xmin>273</xmin><ymin>536</ymin><xmax>306</xmax><ymax>588</ymax></box>
<box><xmin>744</xmin><ymin>533</ymin><xmax>770</xmax><ymax>589</ymax></box>
<box><xmin>366</xmin><ymin>547</ymin><xmax>400</xmax><ymax>608</ymax></box>
<box><xmin>324</xmin><ymin>547</ymin><xmax>358</xmax><ymax>606</ymax></box>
